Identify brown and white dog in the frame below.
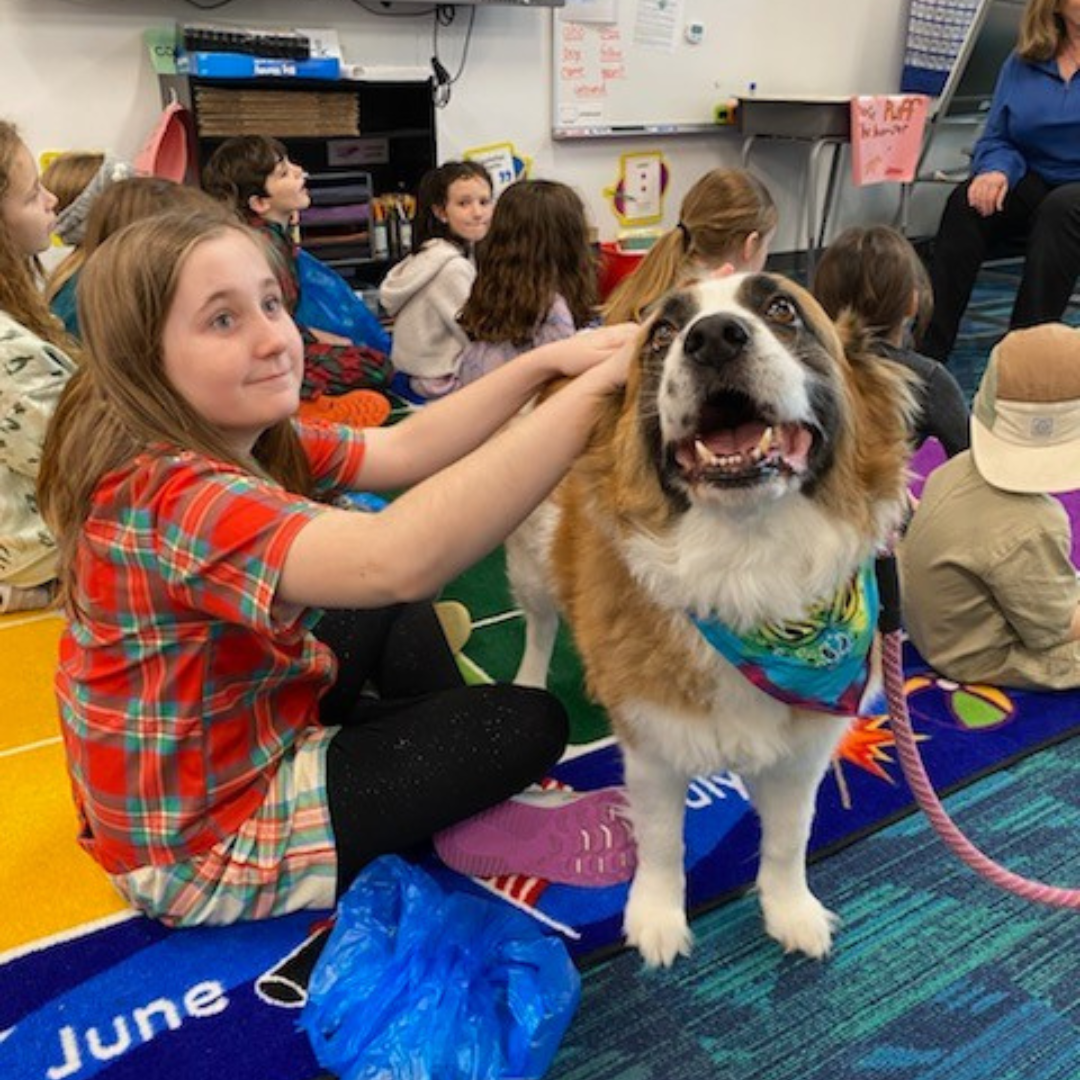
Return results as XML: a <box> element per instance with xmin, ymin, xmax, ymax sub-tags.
<box><xmin>507</xmin><ymin>273</ymin><xmax>914</xmax><ymax>967</ymax></box>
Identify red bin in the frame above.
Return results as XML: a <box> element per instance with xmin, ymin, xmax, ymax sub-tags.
<box><xmin>597</xmin><ymin>241</ymin><xmax>648</xmax><ymax>301</ymax></box>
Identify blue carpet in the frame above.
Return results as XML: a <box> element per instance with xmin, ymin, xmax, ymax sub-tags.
<box><xmin>550</xmin><ymin>738</ymin><xmax>1080</xmax><ymax>1080</ymax></box>
<box><xmin>944</xmin><ymin>261</ymin><xmax>1080</xmax><ymax>402</ymax></box>
<box><xmin>422</xmin><ymin>639</ymin><xmax>1080</xmax><ymax>963</ymax></box>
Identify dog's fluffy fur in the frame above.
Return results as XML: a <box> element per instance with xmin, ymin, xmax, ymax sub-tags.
<box><xmin>508</xmin><ymin>273</ymin><xmax>914</xmax><ymax>967</ymax></box>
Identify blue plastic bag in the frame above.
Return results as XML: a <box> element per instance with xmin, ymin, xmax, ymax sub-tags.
<box><xmin>294</xmin><ymin>246</ymin><xmax>393</xmax><ymax>355</ymax></box>
<box><xmin>299</xmin><ymin>855</ymin><xmax>581</xmax><ymax>1080</ymax></box>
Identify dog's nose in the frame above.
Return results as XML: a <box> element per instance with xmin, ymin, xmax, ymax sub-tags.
<box><xmin>683</xmin><ymin>314</ymin><xmax>751</xmax><ymax>367</ymax></box>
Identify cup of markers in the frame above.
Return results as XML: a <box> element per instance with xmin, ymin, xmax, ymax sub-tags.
<box><xmin>372</xmin><ymin>193</ymin><xmax>416</xmax><ymax>261</ymax></box>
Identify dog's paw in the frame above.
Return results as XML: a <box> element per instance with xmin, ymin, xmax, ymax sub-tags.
<box><xmin>760</xmin><ymin>893</ymin><xmax>839</xmax><ymax>959</ymax></box>
<box><xmin>623</xmin><ymin>888</ymin><xmax>693</xmax><ymax>967</ymax></box>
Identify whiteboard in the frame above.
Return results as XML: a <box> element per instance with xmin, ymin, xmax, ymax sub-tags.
<box><xmin>552</xmin><ymin>0</ymin><xmax>908</xmax><ymax>139</ymax></box>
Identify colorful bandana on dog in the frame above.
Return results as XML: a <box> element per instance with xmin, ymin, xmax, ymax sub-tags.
<box><xmin>692</xmin><ymin>562</ymin><xmax>879</xmax><ymax>716</ymax></box>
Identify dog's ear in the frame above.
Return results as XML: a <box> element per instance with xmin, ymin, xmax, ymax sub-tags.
<box><xmin>833</xmin><ymin>308</ymin><xmax>920</xmax><ymax>422</ymax></box>
<box><xmin>834</xmin><ymin>308</ymin><xmax>919</xmax><ymax>511</ymax></box>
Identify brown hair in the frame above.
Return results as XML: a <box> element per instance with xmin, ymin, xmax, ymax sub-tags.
<box><xmin>812</xmin><ymin>225</ymin><xmax>932</xmax><ymax>343</ymax></box>
<box><xmin>603</xmin><ymin>168</ymin><xmax>778</xmax><ymax>324</ymax></box>
<box><xmin>46</xmin><ymin>177</ymin><xmax>220</xmax><ymax>306</ymax></box>
<box><xmin>39</xmin><ymin>209</ymin><xmax>311</xmax><ymax>606</ymax></box>
<box><xmin>412</xmin><ymin>160</ymin><xmax>493</xmax><ymax>250</ymax></box>
<box><xmin>458</xmin><ymin>179</ymin><xmax>597</xmax><ymax>343</ymax></box>
<box><xmin>202</xmin><ymin>135</ymin><xmax>290</xmax><ymax>217</ymax></box>
<box><xmin>1017</xmin><ymin>0</ymin><xmax>1064</xmax><ymax>61</ymax></box>
<box><xmin>0</xmin><ymin>120</ymin><xmax>73</xmax><ymax>351</ymax></box>
<box><xmin>41</xmin><ymin>151</ymin><xmax>105</xmax><ymax>214</ymax></box>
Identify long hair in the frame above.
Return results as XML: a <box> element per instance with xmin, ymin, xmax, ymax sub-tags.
<box><xmin>1017</xmin><ymin>0</ymin><xmax>1063</xmax><ymax>61</ymax></box>
<box><xmin>411</xmin><ymin>160</ymin><xmax>492</xmax><ymax>251</ymax></box>
<box><xmin>41</xmin><ymin>151</ymin><xmax>105</xmax><ymax>214</ymax></box>
<box><xmin>202</xmin><ymin>135</ymin><xmax>289</xmax><ymax>217</ymax></box>
<box><xmin>812</xmin><ymin>225</ymin><xmax>933</xmax><ymax>343</ymax></box>
<box><xmin>47</xmin><ymin>177</ymin><xmax>219</xmax><ymax>305</ymax></box>
<box><xmin>458</xmin><ymin>179</ymin><xmax>597</xmax><ymax>343</ymax></box>
<box><xmin>603</xmin><ymin>168</ymin><xmax>778</xmax><ymax>324</ymax></box>
<box><xmin>0</xmin><ymin>121</ymin><xmax>73</xmax><ymax>350</ymax></box>
<box><xmin>39</xmin><ymin>209</ymin><xmax>311</xmax><ymax>604</ymax></box>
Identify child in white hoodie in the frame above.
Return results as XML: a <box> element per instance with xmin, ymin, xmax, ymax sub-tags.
<box><xmin>379</xmin><ymin>161</ymin><xmax>493</xmax><ymax>398</ymax></box>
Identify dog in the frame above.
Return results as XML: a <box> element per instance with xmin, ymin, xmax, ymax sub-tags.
<box><xmin>507</xmin><ymin>273</ymin><xmax>914</xmax><ymax>967</ymax></box>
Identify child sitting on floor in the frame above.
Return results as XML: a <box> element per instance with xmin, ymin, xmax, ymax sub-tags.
<box><xmin>378</xmin><ymin>160</ymin><xmax>494</xmax><ymax>398</ymax></box>
<box><xmin>46</xmin><ymin>176</ymin><xmax>222</xmax><ymax>338</ymax></box>
<box><xmin>899</xmin><ymin>323</ymin><xmax>1080</xmax><ymax>689</ymax></box>
<box><xmin>456</xmin><ymin>179</ymin><xmax>598</xmax><ymax>388</ymax></box>
<box><xmin>38</xmin><ymin>206</ymin><xmax>638</xmax><ymax>925</ymax></box>
<box><xmin>602</xmin><ymin>166</ymin><xmax>777</xmax><ymax>324</ymax></box>
<box><xmin>202</xmin><ymin>135</ymin><xmax>392</xmax><ymax>401</ymax></box>
<box><xmin>0</xmin><ymin>119</ymin><xmax>79</xmax><ymax>614</ymax></box>
<box><xmin>812</xmin><ymin>225</ymin><xmax>970</xmax><ymax>457</ymax></box>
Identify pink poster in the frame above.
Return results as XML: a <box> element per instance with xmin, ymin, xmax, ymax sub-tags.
<box><xmin>849</xmin><ymin>94</ymin><xmax>930</xmax><ymax>186</ymax></box>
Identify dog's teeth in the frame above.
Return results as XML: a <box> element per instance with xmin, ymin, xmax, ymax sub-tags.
<box><xmin>694</xmin><ymin>439</ymin><xmax>717</xmax><ymax>467</ymax></box>
<box><xmin>758</xmin><ymin>426</ymin><xmax>774</xmax><ymax>455</ymax></box>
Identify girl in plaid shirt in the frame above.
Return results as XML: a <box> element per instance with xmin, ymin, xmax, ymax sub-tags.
<box><xmin>38</xmin><ymin>207</ymin><xmax>636</xmax><ymax>926</ymax></box>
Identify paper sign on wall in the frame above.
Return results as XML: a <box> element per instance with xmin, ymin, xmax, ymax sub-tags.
<box><xmin>849</xmin><ymin>94</ymin><xmax>930</xmax><ymax>186</ymax></box>
<box><xmin>605</xmin><ymin>150</ymin><xmax>669</xmax><ymax>226</ymax></box>
<box><xmin>463</xmin><ymin>141</ymin><xmax>528</xmax><ymax>198</ymax></box>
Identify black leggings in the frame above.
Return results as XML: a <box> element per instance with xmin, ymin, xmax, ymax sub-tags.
<box><xmin>313</xmin><ymin>603</ymin><xmax>568</xmax><ymax>896</ymax></box>
<box><xmin>923</xmin><ymin>173</ymin><xmax>1080</xmax><ymax>361</ymax></box>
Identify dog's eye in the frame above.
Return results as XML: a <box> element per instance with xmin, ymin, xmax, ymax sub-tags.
<box><xmin>765</xmin><ymin>296</ymin><xmax>800</xmax><ymax>325</ymax></box>
<box><xmin>649</xmin><ymin>322</ymin><xmax>678</xmax><ymax>352</ymax></box>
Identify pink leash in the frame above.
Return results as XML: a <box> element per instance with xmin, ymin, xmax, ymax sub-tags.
<box><xmin>877</xmin><ymin>555</ymin><xmax>1080</xmax><ymax>908</ymax></box>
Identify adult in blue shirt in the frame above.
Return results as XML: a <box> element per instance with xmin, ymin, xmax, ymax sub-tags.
<box><xmin>922</xmin><ymin>0</ymin><xmax>1080</xmax><ymax>362</ymax></box>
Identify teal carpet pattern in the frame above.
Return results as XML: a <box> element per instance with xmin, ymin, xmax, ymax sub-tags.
<box><xmin>551</xmin><ymin>740</ymin><xmax>1080</xmax><ymax>1080</ymax></box>
<box><xmin>940</xmin><ymin>260</ymin><xmax>1080</xmax><ymax>403</ymax></box>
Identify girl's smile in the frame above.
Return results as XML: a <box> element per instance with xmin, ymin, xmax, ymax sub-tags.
<box><xmin>161</xmin><ymin>230</ymin><xmax>304</xmax><ymax>455</ymax></box>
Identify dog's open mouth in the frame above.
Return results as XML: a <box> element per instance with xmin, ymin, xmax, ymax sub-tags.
<box><xmin>671</xmin><ymin>391</ymin><xmax>814</xmax><ymax>487</ymax></box>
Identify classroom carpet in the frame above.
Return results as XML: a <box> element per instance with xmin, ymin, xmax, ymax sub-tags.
<box><xmin>4</xmin><ymin>292</ymin><xmax>1079</xmax><ymax>1079</ymax></box>
<box><xmin>5</xmin><ymin>490</ymin><xmax>1080</xmax><ymax>1079</ymax></box>
<box><xmin>549</xmin><ymin>739</ymin><xmax>1080</xmax><ymax>1080</ymax></box>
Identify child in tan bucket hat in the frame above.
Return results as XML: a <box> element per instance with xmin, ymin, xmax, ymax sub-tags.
<box><xmin>898</xmin><ymin>323</ymin><xmax>1080</xmax><ymax>689</ymax></box>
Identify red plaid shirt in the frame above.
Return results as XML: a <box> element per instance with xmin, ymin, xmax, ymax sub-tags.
<box><xmin>56</xmin><ymin>423</ymin><xmax>365</xmax><ymax>874</ymax></box>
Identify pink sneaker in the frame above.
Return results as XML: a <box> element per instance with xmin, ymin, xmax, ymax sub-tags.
<box><xmin>433</xmin><ymin>786</ymin><xmax>637</xmax><ymax>887</ymax></box>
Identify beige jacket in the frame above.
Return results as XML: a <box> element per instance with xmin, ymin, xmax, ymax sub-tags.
<box><xmin>0</xmin><ymin>311</ymin><xmax>77</xmax><ymax>586</ymax></box>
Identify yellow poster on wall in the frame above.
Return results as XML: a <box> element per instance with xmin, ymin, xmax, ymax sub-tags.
<box><xmin>463</xmin><ymin>141</ymin><xmax>529</xmax><ymax>198</ymax></box>
<box><xmin>604</xmin><ymin>150</ymin><xmax>669</xmax><ymax>227</ymax></box>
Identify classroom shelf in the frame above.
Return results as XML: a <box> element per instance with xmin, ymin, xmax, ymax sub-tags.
<box><xmin>158</xmin><ymin>73</ymin><xmax>437</xmax><ymax>286</ymax></box>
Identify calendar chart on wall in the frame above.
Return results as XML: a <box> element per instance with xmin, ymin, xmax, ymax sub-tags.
<box><xmin>551</xmin><ymin>0</ymin><xmax>906</xmax><ymax>140</ymax></box>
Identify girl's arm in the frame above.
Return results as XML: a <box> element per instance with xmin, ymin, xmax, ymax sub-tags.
<box><xmin>277</xmin><ymin>332</ymin><xmax>637</xmax><ymax>609</ymax></box>
<box><xmin>356</xmin><ymin>324</ymin><xmax>637</xmax><ymax>491</ymax></box>
<box><xmin>426</xmin><ymin>257</ymin><xmax>474</xmax><ymax>349</ymax></box>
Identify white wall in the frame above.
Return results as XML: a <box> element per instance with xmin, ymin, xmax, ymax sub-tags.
<box><xmin>2</xmin><ymin>0</ymin><xmax>950</xmax><ymax>253</ymax></box>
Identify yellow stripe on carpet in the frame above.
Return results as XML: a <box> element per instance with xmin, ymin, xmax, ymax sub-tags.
<box><xmin>0</xmin><ymin>612</ymin><xmax>127</xmax><ymax>953</ymax></box>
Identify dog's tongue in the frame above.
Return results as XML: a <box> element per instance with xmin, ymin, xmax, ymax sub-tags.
<box><xmin>700</xmin><ymin>422</ymin><xmax>767</xmax><ymax>457</ymax></box>
<box><xmin>699</xmin><ymin>422</ymin><xmax>813</xmax><ymax>472</ymax></box>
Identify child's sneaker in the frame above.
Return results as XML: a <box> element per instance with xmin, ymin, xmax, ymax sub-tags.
<box><xmin>296</xmin><ymin>388</ymin><xmax>391</xmax><ymax>429</ymax></box>
<box><xmin>433</xmin><ymin>786</ymin><xmax>636</xmax><ymax>887</ymax></box>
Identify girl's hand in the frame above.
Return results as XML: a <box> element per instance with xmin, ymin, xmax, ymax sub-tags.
<box><xmin>539</xmin><ymin>322</ymin><xmax>641</xmax><ymax>379</ymax></box>
<box><xmin>581</xmin><ymin>325</ymin><xmax>638</xmax><ymax>394</ymax></box>
<box><xmin>968</xmin><ymin>172</ymin><xmax>1008</xmax><ymax>217</ymax></box>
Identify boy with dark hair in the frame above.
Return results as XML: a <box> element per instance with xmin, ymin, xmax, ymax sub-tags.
<box><xmin>203</xmin><ymin>135</ymin><xmax>392</xmax><ymax>401</ymax></box>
